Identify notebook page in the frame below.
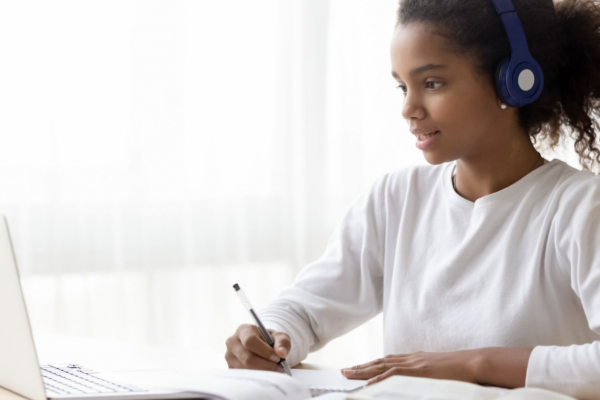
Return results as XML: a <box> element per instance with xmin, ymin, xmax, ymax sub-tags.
<box><xmin>290</xmin><ymin>369</ymin><xmax>367</xmax><ymax>394</ymax></box>
<box><xmin>313</xmin><ymin>393</ymin><xmax>353</xmax><ymax>400</ymax></box>
<box><xmin>347</xmin><ymin>375</ymin><xmax>500</xmax><ymax>400</ymax></box>
<box><xmin>502</xmin><ymin>387</ymin><xmax>577</xmax><ymax>400</ymax></box>
<box><xmin>170</xmin><ymin>369</ymin><xmax>312</xmax><ymax>400</ymax></box>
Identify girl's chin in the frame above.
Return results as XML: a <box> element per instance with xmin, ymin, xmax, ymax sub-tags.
<box><xmin>423</xmin><ymin>151</ymin><xmax>449</xmax><ymax>165</ymax></box>
<box><xmin>422</xmin><ymin>152</ymin><xmax>452</xmax><ymax>166</ymax></box>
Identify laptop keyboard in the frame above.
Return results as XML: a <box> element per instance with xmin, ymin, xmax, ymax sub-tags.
<box><xmin>41</xmin><ymin>364</ymin><xmax>147</xmax><ymax>396</ymax></box>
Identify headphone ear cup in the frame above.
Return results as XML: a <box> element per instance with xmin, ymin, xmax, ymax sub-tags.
<box><xmin>494</xmin><ymin>57</ymin><xmax>516</xmax><ymax>107</ymax></box>
<box><xmin>494</xmin><ymin>59</ymin><xmax>506</xmax><ymax>104</ymax></box>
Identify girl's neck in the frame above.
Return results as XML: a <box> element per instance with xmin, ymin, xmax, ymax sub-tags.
<box><xmin>452</xmin><ymin>142</ymin><xmax>543</xmax><ymax>202</ymax></box>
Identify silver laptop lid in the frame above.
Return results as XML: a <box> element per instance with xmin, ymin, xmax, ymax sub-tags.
<box><xmin>0</xmin><ymin>216</ymin><xmax>47</xmax><ymax>400</ymax></box>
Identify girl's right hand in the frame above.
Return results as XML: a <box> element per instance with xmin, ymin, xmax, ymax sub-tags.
<box><xmin>225</xmin><ymin>324</ymin><xmax>291</xmax><ymax>372</ymax></box>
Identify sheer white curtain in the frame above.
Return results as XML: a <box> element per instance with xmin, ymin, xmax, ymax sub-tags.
<box><xmin>0</xmin><ymin>0</ymin><xmax>423</xmax><ymax>366</ymax></box>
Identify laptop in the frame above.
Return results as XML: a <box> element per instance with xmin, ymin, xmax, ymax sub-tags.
<box><xmin>0</xmin><ymin>216</ymin><xmax>205</xmax><ymax>400</ymax></box>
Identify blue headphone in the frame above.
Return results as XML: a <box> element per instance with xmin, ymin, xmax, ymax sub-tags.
<box><xmin>491</xmin><ymin>0</ymin><xmax>544</xmax><ymax>107</ymax></box>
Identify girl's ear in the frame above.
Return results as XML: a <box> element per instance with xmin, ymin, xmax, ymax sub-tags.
<box><xmin>493</xmin><ymin>60</ymin><xmax>504</xmax><ymax>105</ymax></box>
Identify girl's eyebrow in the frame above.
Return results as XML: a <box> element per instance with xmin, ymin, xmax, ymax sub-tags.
<box><xmin>392</xmin><ymin>64</ymin><xmax>448</xmax><ymax>79</ymax></box>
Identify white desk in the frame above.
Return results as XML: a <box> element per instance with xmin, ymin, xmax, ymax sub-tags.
<box><xmin>1</xmin><ymin>333</ymin><xmax>225</xmax><ymax>399</ymax></box>
<box><xmin>1</xmin><ymin>333</ymin><xmax>325</xmax><ymax>399</ymax></box>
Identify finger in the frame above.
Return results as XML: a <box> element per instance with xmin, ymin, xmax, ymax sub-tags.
<box><xmin>224</xmin><ymin>348</ymin><xmax>244</xmax><ymax>369</ymax></box>
<box><xmin>348</xmin><ymin>354</ymin><xmax>412</xmax><ymax>370</ymax></box>
<box><xmin>341</xmin><ymin>356</ymin><xmax>387</xmax><ymax>373</ymax></box>
<box><xmin>228</xmin><ymin>334</ymin><xmax>281</xmax><ymax>371</ymax></box>
<box><xmin>238</xmin><ymin>325</ymin><xmax>281</xmax><ymax>363</ymax></box>
<box><xmin>366</xmin><ymin>367</ymin><xmax>415</xmax><ymax>385</ymax></box>
<box><xmin>350</xmin><ymin>357</ymin><xmax>382</xmax><ymax>370</ymax></box>
<box><xmin>383</xmin><ymin>353</ymin><xmax>414</xmax><ymax>360</ymax></box>
<box><xmin>270</xmin><ymin>330</ymin><xmax>291</xmax><ymax>359</ymax></box>
<box><xmin>341</xmin><ymin>363</ymin><xmax>392</xmax><ymax>380</ymax></box>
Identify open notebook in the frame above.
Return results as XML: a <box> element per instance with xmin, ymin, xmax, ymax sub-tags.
<box><xmin>347</xmin><ymin>375</ymin><xmax>578</xmax><ymax>400</ymax></box>
<box><xmin>163</xmin><ymin>368</ymin><xmax>366</xmax><ymax>400</ymax></box>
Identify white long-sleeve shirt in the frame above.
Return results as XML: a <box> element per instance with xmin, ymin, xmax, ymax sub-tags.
<box><xmin>259</xmin><ymin>158</ymin><xmax>600</xmax><ymax>399</ymax></box>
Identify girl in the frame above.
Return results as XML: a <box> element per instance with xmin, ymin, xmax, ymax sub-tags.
<box><xmin>225</xmin><ymin>0</ymin><xmax>600</xmax><ymax>398</ymax></box>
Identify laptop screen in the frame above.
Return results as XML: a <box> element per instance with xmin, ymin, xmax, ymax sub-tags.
<box><xmin>0</xmin><ymin>216</ymin><xmax>47</xmax><ymax>400</ymax></box>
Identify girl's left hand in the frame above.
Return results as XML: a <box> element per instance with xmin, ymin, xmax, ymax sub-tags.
<box><xmin>341</xmin><ymin>350</ymin><xmax>482</xmax><ymax>385</ymax></box>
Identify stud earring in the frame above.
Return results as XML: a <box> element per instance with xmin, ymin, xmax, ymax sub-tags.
<box><xmin>500</xmin><ymin>103</ymin><xmax>508</xmax><ymax>110</ymax></box>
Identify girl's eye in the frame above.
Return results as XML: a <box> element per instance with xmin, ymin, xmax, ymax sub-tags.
<box><xmin>395</xmin><ymin>81</ymin><xmax>442</xmax><ymax>95</ymax></box>
<box><xmin>425</xmin><ymin>81</ymin><xmax>443</xmax><ymax>90</ymax></box>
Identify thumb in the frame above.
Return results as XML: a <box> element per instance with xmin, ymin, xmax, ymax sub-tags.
<box><xmin>271</xmin><ymin>331</ymin><xmax>291</xmax><ymax>359</ymax></box>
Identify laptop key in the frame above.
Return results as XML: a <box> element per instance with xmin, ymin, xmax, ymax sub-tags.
<box><xmin>43</xmin><ymin>368</ymin><xmax>117</xmax><ymax>394</ymax></box>
<box><xmin>44</xmin><ymin>382</ymin><xmax>70</xmax><ymax>395</ymax></box>
<box><xmin>68</xmin><ymin>375</ymin><xmax>132</xmax><ymax>392</ymax></box>
<box><xmin>43</xmin><ymin>379</ymin><xmax>83</xmax><ymax>394</ymax></box>
<box><xmin>41</xmin><ymin>364</ymin><xmax>148</xmax><ymax>394</ymax></box>
<box><xmin>48</xmin><ymin>368</ymin><xmax>120</xmax><ymax>390</ymax></box>
<box><xmin>121</xmin><ymin>386</ymin><xmax>148</xmax><ymax>392</ymax></box>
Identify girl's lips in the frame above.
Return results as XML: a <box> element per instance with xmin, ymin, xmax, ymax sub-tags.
<box><xmin>416</xmin><ymin>131</ymin><xmax>439</xmax><ymax>141</ymax></box>
<box><xmin>415</xmin><ymin>130</ymin><xmax>440</xmax><ymax>150</ymax></box>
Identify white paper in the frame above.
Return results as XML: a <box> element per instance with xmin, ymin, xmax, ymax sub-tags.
<box><xmin>313</xmin><ymin>393</ymin><xmax>353</xmax><ymax>400</ymax></box>
<box><xmin>347</xmin><ymin>375</ymin><xmax>499</xmax><ymax>400</ymax></box>
<box><xmin>347</xmin><ymin>376</ymin><xmax>576</xmax><ymax>400</ymax></box>
<box><xmin>171</xmin><ymin>369</ymin><xmax>311</xmax><ymax>400</ymax></box>
<box><xmin>291</xmin><ymin>369</ymin><xmax>366</xmax><ymax>392</ymax></box>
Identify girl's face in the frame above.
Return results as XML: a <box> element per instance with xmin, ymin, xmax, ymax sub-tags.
<box><xmin>390</xmin><ymin>22</ymin><xmax>507</xmax><ymax>165</ymax></box>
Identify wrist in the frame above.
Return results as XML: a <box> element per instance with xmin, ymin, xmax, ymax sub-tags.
<box><xmin>468</xmin><ymin>347</ymin><xmax>533</xmax><ymax>388</ymax></box>
<box><xmin>468</xmin><ymin>348</ymin><xmax>490</xmax><ymax>385</ymax></box>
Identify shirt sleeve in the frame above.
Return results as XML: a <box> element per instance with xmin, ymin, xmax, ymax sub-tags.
<box><xmin>525</xmin><ymin>177</ymin><xmax>600</xmax><ymax>399</ymax></box>
<box><xmin>258</xmin><ymin>174</ymin><xmax>388</xmax><ymax>367</ymax></box>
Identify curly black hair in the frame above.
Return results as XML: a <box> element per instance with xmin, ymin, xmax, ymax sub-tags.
<box><xmin>397</xmin><ymin>0</ymin><xmax>600</xmax><ymax>173</ymax></box>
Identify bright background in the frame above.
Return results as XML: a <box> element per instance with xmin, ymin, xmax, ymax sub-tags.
<box><xmin>0</xmin><ymin>0</ymin><xmax>582</xmax><ymax>368</ymax></box>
